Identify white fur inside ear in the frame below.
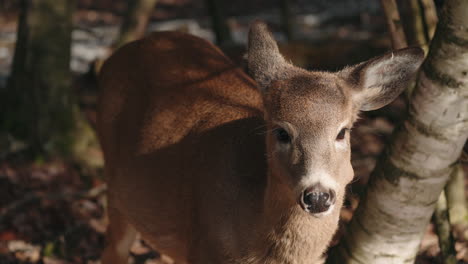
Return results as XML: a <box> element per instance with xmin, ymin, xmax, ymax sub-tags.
<box><xmin>352</xmin><ymin>59</ymin><xmax>390</xmax><ymax>106</ymax></box>
<box><xmin>363</xmin><ymin>57</ymin><xmax>398</xmax><ymax>91</ymax></box>
<box><xmin>354</xmin><ymin>52</ymin><xmax>422</xmax><ymax>111</ymax></box>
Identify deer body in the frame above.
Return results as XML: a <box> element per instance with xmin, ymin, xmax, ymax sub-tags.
<box><xmin>98</xmin><ymin>22</ymin><xmax>424</xmax><ymax>264</ymax></box>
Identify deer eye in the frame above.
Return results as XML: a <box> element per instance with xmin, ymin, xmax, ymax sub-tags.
<box><xmin>274</xmin><ymin>128</ymin><xmax>291</xmax><ymax>143</ymax></box>
<box><xmin>336</xmin><ymin>128</ymin><xmax>348</xmax><ymax>141</ymax></box>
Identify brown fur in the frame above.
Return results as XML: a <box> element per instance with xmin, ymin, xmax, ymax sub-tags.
<box><xmin>98</xmin><ymin>21</ymin><xmax>424</xmax><ymax>264</ymax></box>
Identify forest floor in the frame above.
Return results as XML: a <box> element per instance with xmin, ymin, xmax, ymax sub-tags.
<box><xmin>0</xmin><ymin>0</ymin><xmax>467</xmax><ymax>263</ymax></box>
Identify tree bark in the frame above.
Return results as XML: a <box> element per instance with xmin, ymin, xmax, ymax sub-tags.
<box><xmin>380</xmin><ymin>0</ymin><xmax>408</xmax><ymax>49</ymax></box>
<box><xmin>280</xmin><ymin>0</ymin><xmax>295</xmax><ymax>41</ymax></box>
<box><xmin>2</xmin><ymin>0</ymin><xmax>96</xmax><ymax>162</ymax></box>
<box><xmin>114</xmin><ymin>0</ymin><xmax>158</xmax><ymax>49</ymax></box>
<box><xmin>399</xmin><ymin>0</ymin><xmax>427</xmax><ymax>47</ymax></box>
<box><xmin>434</xmin><ymin>191</ymin><xmax>458</xmax><ymax>264</ymax></box>
<box><xmin>419</xmin><ymin>0</ymin><xmax>438</xmax><ymax>42</ymax></box>
<box><xmin>331</xmin><ymin>0</ymin><xmax>468</xmax><ymax>263</ymax></box>
<box><xmin>445</xmin><ymin>163</ymin><xmax>468</xmax><ymax>226</ymax></box>
<box><xmin>205</xmin><ymin>0</ymin><xmax>232</xmax><ymax>46</ymax></box>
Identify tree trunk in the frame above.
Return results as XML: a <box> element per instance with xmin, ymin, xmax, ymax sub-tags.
<box><xmin>445</xmin><ymin>163</ymin><xmax>468</xmax><ymax>226</ymax></box>
<box><xmin>380</xmin><ymin>0</ymin><xmax>408</xmax><ymax>49</ymax></box>
<box><xmin>399</xmin><ymin>0</ymin><xmax>427</xmax><ymax>48</ymax></box>
<box><xmin>330</xmin><ymin>0</ymin><xmax>468</xmax><ymax>263</ymax></box>
<box><xmin>2</xmin><ymin>0</ymin><xmax>96</xmax><ymax>162</ymax></box>
<box><xmin>205</xmin><ymin>0</ymin><xmax>232</xmax><ymax>46</ymax></box>
<box><xmin>434</xmin><ymin>191</ymin><xmax>458</xmax><ymax>264</ymax></box>
<box><xmin>419</xmin><ymin>0</ymin><xmax>438</xmax><ymax>43</ymax></box>
<box><xmin>114</xmin><ymin>0</ymin><xmax>158</xmax><ymax>49</ymax></box>
<box><xmin>280</xmin><ymin>0</ymin><xmax>295</xmax><ymax>41</ymax></box>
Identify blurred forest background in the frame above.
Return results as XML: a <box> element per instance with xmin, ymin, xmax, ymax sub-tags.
<box><xmin>0</xmin><ymin>0</ymin><xmax>466</xmax><ymax>263</ymax></box>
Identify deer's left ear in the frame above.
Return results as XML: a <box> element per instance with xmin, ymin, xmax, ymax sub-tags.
<box><xmin>339</xmin><ymin>47</ymin><xmax>425</xmax><ymax>111</ymax></box>
<box><xmin>246</xmin><ymin>20</ymin><xmax>294</xmax><ymax>92</ymax></box>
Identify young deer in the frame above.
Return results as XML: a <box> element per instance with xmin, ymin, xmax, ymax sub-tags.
<box><xmin>97</xmin><ymin>21</ymin><xmax>424</xmax><ymax>264</ymax></box>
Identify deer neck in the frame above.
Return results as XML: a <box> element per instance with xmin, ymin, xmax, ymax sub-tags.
<box><xmin>247</xmin><ymin>170</ymin><xmax>334</xmax><ymax>264</ymax></box>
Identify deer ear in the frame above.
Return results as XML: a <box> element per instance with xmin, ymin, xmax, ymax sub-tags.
<box><xmin>246</xmin><ymin>20</ymin><xmax>292</xmax><ymax>92</ymax></box>
<box><xmin>340</xmin><ymin>47</ymin><xmax>425</xmax><ymax>111</ymax></box>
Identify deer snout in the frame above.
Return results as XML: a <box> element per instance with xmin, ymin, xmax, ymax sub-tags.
<box><xmin>300</xmin><ymin>185</ymin><xmax>336</xmax><ymax>215</ymax></box>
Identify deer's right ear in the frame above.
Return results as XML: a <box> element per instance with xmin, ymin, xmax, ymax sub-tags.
<box><xmin>340</xmin><ymin>47</ymin><xmax>424</xmax><ymax>111</ymax></box>
<box><xmin>246</xmin><ymin>21</ymin><xmax>291</xmax><ymax>92</ymax></box>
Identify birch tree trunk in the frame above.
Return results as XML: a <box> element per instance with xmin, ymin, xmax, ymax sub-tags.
<box><xmin>331</xmin><ymin>0</ymin><xmax>468</xmax><ymax>263</ymax></box>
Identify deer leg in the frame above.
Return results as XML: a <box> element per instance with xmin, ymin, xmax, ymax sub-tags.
<box><xmin>101</xmin><ymin>207</ymin><xmax>137</xmax><ymax>264</ymax></box>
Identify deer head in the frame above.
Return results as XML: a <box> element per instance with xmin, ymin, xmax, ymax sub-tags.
<box><xmin>246</xmin><ymin>21</ymin><xmax>424</xmax><ymax>217</ymax></box>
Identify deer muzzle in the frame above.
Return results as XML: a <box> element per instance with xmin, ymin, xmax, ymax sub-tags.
<box><xmin>300</xmin><ymin>184</ymin><xmax>336</xmax><ymax>215</ymax></box>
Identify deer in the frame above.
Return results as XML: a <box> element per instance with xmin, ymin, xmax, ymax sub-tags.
<box><xmin>97</xmin><ymin>21</ymin><xmax>424</xmax><ymax>264</ymax></box>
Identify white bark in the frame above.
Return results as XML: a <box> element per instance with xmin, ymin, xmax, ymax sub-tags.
<box><xmin>334</xmin><ymin>0</ymin><xmax>468</xmax><ymax>263</ymax></box>
<box><xmin>446</xmin><ymin>164</ymin><xmax>468</xmax><ymax>225</ymax></box>
<box><xmin>434</xmin><ymin>191</ymin><xmax>457</xmax><ymax>264</ymax></box>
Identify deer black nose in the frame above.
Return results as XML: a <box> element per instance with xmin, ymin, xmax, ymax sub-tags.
<box><xmin>300</xmin><ymin>185</ymin><xmax>336</xmax><ymax>214</ymax></box>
